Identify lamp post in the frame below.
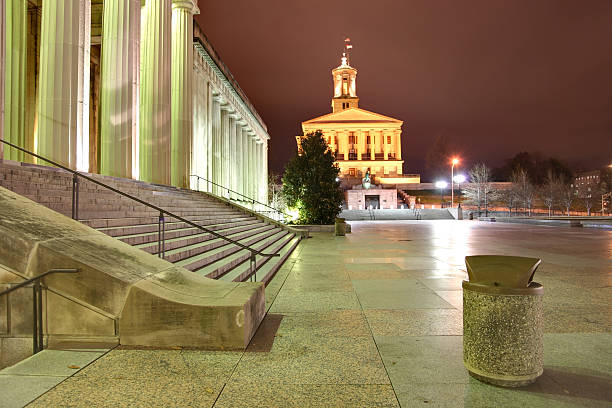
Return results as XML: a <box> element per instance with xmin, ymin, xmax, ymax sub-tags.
<box><xmin>453</xmin><ymin>174</ymin><xmax>466</xmax><ymax>206</ymax></box>
<box><xmin>451</xmin><ymin>158</ymin><xmax>459</xmax><ymax>207</ymax></box>
<box><xmin>435</xmin><ymin>181</ymin><xmax>447</xmax><ymax>208</ymax></box>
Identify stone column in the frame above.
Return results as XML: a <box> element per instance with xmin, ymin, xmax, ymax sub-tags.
<box><xmin>220</xmin><ymin>107</ymin><xmax>230</xmax><ymax>196</ymax></box>
<box><xmin>250</xmin><ymin>135</ymin><xmax>256</xmax><ymax>201</ymax></box>
<box><xmin>3</xmin><ymin>0</ymin><xmax>26</xmax><ymax>161</ymax></box>
<box><xmin>211</xmin><ymin>97</ymin><xmax>221</xmax><ymax>195</ymax></box>
<box><xmin>100</xmin><ymin>0</ymin><xmax>140</xmax><ymax>179</ymax></box>
<box><xmin>192</xmin><ymin>68</ymin><xmax>207</xmax><ymax>190</ymax></box>
<box><xmin>255</xmin><ymin>141</ymin><xmax>262</xmax><ymax>206</ymax></box>
<box><xmin>383</xmin><ymin>131</ymin><xmax>389</xmax><ymax>160</ymax></box>
<box><xmin>342</xmin><ymin>130</ymin><xmax>349</xmax><ymax>160</ymax></box>
<box><xmin>262</xmin><ymin>140</ymin><xmax>268</xmax><ymax>205</ymax></box>
<box><xmin>205</xmin><ymin>86</ymin><xmax>214</xmax><ymax>192</ymax></box>
<box><xmin>357</xmin><ymin>130</ymin><xmax>363</xmax><ymax>161</ymax></box>
<box><xmin>171</xmin><ymin>0</ymin><xmax>198</xmax><ymax>188</ymax></box>
<box><xmin>370</xmin><ymin>130</ymin><xmax>375</xmax><ymax>160</ymax></box>
<box><xmin>228</xmin><ymin>115</ymin><xmax>237</xmax><ymax>199</ymax></box>
<box><xmin>235</xmin><ymin>123</ymin><xmax>243</xmax><ymax>198</ymax></box>
<box><xmin>396</xmin><ymin>129</ymin><xmax>402</xmax><ymax>159</ymax></box>
<box><xmin>0</xmin><ymin>0</ymin><xmax>4</xmax><ymax>160</ymax></box>
<box><xmin>140</xmin><ymin>0</ymin><xmax>171</xmax><ymax>184</ymax></box>
<box><xmin>242</xmin><ymin>127</ymin><xmax>249</xmax><ymax>198</ymax></box>
<box><xmin>36</xmin><ymin>0</ymin><xmax>91</xmax><ymax>171</ymax></box>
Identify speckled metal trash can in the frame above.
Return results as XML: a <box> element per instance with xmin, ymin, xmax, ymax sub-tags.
<box><xmin>463</xmin><ymin>255</ymin><xmax>544</xmax><ymax>387</ymax></box>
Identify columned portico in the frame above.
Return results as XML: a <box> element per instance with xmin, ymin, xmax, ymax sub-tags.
<box><xmin>140</xmin><ymin>0</ymin><xmax>171</xmax><ymax>184</ymax></box>
<box><xmin>36</xmin><ymin>0</ymin><xmax>91</xmax><ymax>171</ymax></box>
<box><xmin>1</xmin><ymin>4</ymin><xmax>272</xmax><ymax>208</ymax></box>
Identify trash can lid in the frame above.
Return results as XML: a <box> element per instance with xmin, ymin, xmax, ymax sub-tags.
<box><xmin>465</xmin><ymin>255</ymin><xmax>541</xmax><ymax>289</ymax></box>
<box><xmin>335</xmin><ymin>217</ymin><xmax>345</xmax><ymax>222</ymax></box>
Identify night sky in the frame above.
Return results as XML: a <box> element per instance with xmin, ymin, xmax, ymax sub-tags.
<box><xmin>196</xmin><ymin>0</ymin><xmax>612</xmax><ymax>180</ymax></box>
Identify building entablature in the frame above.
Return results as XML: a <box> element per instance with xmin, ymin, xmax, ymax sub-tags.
<box><xmin>194</xmin><ymin>41</ymin><xmax>269</xmax><ymax>144</ymax></box>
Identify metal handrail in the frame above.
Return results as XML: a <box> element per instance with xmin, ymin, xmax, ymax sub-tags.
<box><xmin>0</xmin><ymin>269</ymin><xmax>79</xmax><ymax>354</ymax></box>
<box><xmin>0</xmin><ymin>140</ymin><xmax>279</xmax><ymax>265</ymax></box>
<box><xmin>190</xmin><ymin>174</ymin><xmax>287</xmax><ymax>219</ymax></box>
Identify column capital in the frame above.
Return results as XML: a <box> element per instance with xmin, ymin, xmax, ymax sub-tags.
<box><xmin>172</xmin><ymin>0</ymin><xmax>199</xmax><ymax>14</ymax></box>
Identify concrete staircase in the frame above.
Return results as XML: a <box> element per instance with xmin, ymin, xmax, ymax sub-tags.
<box><xmin>340</xmin><ymin>208</ymin><xmax>454</xmax><ymax>221</ymax></box>
<box><xmin>0</xmin><ymin>161</ymin><xmax>303</xmax><ymax>286</ymax></box>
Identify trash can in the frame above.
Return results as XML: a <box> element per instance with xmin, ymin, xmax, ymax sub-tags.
<box><xmin>462</xmin><ymin>255</ymin><xmax>543</xmax><ymax>387</ymax></box>
<box><xmin>335</xmin><ymin>217</ymin><xmax>346</xmax><ymax>236</ymax></box>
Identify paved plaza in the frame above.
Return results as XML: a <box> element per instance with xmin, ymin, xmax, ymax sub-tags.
<box><xmin>5</xmin><ymin>220</ymin><xmax>611</xmax><ymax>407</ymax></box>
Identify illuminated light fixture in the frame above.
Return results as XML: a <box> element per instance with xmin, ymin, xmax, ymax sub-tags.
<box><xmin>451</xmin><ymin>157</ymin><xmax>460</xmax><ymax>207</ymax></box>
<box><xmin>435</xmin><ymin>181</ymin><xmax>448</xmax><ymax>189</ymax></box>
<box><xmin>335</xmin><ymin>177</ymin><xmax>340</xmax><ymax>182</ymax></box>
<box><xmin>453</xmin><ymin>174</ymin><xmax>466</xmax><ymax>183</ymax></box>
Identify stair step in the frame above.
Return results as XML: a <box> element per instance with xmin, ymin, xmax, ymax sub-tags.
<box><xmin>135</xmin><ymin>221</ymin><xmax>268</xmax><ymax>254</ymax></box>
<box><xmin>164</xmin><ymin>224</ymin><xmax>277</xmax><ymax>264</ymax></box>
<box><xmin>198</xmin><ymin>229</ymin><xmax>290</xmax><ymax>280</ymax></box>
<box><xmin>228</xmin><ymin>232</ymin><xmax>296</xmax><ymax>283</ymax></box>
<box><xmin>180</xmin><ymin>227</ymin><xmax>282</xmax><ymax>275</ymax></box>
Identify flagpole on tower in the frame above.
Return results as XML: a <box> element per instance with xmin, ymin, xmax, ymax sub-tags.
<box><xmin>344</xmin><ymin>37</ymin><xmax>353</xmax><ymax>65</ymax></box>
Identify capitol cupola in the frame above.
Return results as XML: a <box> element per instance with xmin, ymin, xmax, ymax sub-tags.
<box><xmin>331</xmin><ymin>39</ymin><xmax>359</xmax><ymax>113</ymax></box>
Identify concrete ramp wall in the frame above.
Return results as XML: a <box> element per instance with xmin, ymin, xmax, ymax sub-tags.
<box><xmin>0</xmin><ymin>186</ymin><xmax>265</xmax><ymax>350</ymax></box>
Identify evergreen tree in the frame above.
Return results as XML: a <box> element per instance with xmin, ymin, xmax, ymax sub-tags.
<box><xmin>282</xmin><ymin>131</ymin><xmax>343</xmax><ymax>224</ymax></box>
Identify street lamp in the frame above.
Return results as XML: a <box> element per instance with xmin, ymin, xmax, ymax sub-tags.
<box><xmin>453</xmin><ymin>174</ymin><xmax>466</xmax><ymax>206</ymax></box>
<box><xmin>451</xmin><ymin>158</ymin><xmax>459</xmax><ymax>207</ymax></box>
<box><xmin>435</xmin><ymin>180</ymin><xmax>447</xmax><ymax>208</ymax></box>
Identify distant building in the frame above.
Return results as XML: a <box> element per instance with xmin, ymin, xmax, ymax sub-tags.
<box><xmin>572</xmin><ymin>170</ymin><xmax>601</xmax><ymax>195</ymax></box>
<box><xmin>296</xmin><ymin>51</ymin><xmax>419</xmax><ymax>188</ymax></box>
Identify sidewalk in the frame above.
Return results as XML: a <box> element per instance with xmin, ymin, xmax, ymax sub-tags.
<box><xmin>23</xmin><ymin>220</ymin><xmax>612</xmax><ymax>407</ymax></box>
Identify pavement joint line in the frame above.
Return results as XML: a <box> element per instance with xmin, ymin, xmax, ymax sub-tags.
<box><xmin>212</xmin><ymin>249</ymin><xmax>300</xmax><ymax>407</ymax></box>
<box><xmin>26</xmin><ymin>345</ymin><xmax>118</xmax><ymax>406</ymax></box>
<box><xmin>350</xmin><ymin>266</ymin><xmax>402</xmax><ymax>408</ymax></box>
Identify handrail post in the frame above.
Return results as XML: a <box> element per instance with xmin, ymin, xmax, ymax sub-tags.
<box><xmin>158</xmin><ymin>211</ymin><xmax>165</xmax><ymax>259</ymax></box>
<box><xmin>71</xmin><ymin>173</ymin><xmax>79</xmax><ymax>220</ymax></box>
<box><xmin>32</xmin><ymin>284</ymin><xmax>38</xmax><ymax>354</ymax></box>
<box><xmin>250</xmin><ymin>252</ymin><xmax>256</xmax><ymax>282</ymax></box>
<box><xmin>36</xmin><ymin>280</ymin><xmax>43</xmax><ymax>352</ymax></box>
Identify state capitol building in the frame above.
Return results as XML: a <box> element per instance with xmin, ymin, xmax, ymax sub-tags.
<box><xmin>297</xmin><ymin>51</ymin><xmax>419</xmax><ymax>187</ymax></box>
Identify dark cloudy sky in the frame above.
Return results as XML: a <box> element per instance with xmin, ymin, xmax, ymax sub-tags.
<box><xmin>196</xmin><ymin>0</ymin><xmax>612</xmax><ymax>180</ymax></box>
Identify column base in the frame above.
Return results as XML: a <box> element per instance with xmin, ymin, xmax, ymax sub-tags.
<box><xmin>466</xmin><ymin>364</ymin><xmax>543</xmax><ymax>388</ymax></box>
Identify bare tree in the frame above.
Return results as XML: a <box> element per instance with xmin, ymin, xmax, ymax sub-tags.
<box><xmin>499</xmin><ymin>182</ymin><xmax>519</xmax><ymax>216</ymax></box>
<box><xmin>559</xmin><ymin>182</ymin><xmax>575</xmax><ymax>216</ymax></box>
<box><xmin>512</xmin><ymin>168</ymin><xmax>535</xmax><ymax>216</ymax></box>
<box><xmin>462</xmin><ymin>163</ymin><xmax>496</xmax><ymax>216</ymax></box>
<box><xmin>268</xmin><ymin>174</ymin><xmax>287</xmax><ymax>212</ymax></box>
<box><xmin>577</xmin><ymin>184</ymin><xmax>595</xmax><ymax>216</ymax></box>
<box><xmin>539</xmin><ymin>171</ymin><xmax>561</xmax><ymax>217</ymax></box>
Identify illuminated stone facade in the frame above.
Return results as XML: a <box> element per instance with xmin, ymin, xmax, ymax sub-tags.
<box><xmin>0</xmin><ymin>0</ymin><xmax>268</xmax><ymax>205</ymax></box>
<box><xmin>297</xmin><ymin>54</ymin><xmax>419</xmax><ymax>185</ymax></box>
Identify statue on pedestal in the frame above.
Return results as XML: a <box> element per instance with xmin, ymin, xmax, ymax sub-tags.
<box><xmin>362</xmin><ymin>169</ymin><xmax>371</xmax><ymax>189</ymax></box>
